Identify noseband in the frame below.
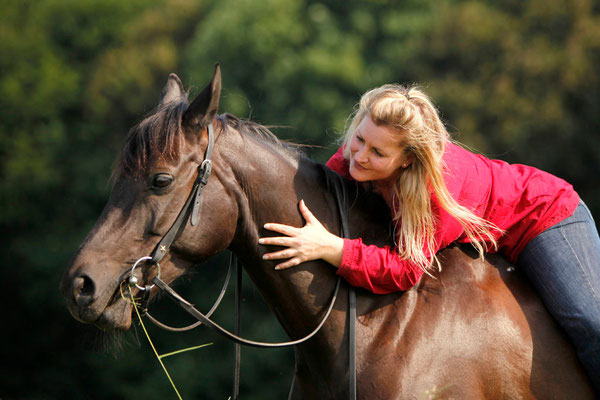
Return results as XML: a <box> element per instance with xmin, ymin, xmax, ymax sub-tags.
<box><xmin>126</xmin><ymin>122</ymin><xmax>356</xmax><ymax>399</ymax></box>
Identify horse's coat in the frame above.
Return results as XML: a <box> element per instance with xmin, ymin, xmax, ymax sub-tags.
<box><xmin>61</xmin><ymin>65</ymin><xmax>594</xmax><ymax>399</ymax></box>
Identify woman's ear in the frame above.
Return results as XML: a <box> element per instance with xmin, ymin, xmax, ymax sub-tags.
<box><xmin>402</xmin><ymin>149</ymin><xmax>415</xmax><ymax>168</ymax></box>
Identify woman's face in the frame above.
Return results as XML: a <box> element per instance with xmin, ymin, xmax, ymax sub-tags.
<box><xmin>348</xmin><ymin>115</ymin><xmax>413</xmax><ymax>184</ymax></box>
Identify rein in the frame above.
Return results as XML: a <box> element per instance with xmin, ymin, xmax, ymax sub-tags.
<box><xmin>127</xmin><ymin>122</ymin><xmax>356</xmax><ymax>399</ymax></box>
<box><xmin>150</xmin><ymin>274</ymin><xmax>341</xmax><ymax>347</ymax></box>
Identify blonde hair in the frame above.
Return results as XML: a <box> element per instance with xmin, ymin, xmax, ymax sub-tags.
<box><xmin>342</xmin><ymin>84</ymin><xmax>500</xmax><ymax>271</ymax></box>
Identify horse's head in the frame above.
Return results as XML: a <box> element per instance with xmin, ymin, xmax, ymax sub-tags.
<box><xmin>61</xmin><ymin>65</ymin><xmax>238</xmax><ymax>330</ymax></box>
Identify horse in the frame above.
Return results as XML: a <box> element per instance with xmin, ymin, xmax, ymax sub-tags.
<box><xmin>61</xmin><ymin>65</ymin><xmax>594</xmax><ymax>399</ymax></box>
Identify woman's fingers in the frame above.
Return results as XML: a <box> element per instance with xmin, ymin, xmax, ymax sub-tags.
<box><xmin>263</xmin><ymin>200</ymin><xmax>318</xmax><ymax>236</ymax></box>
<box><xmin>299</xmin><ymin>199</ymin><xmax>317</xmax><ymax>223</ymax></box>
<box><xmin>258</xmin><ymin>200</ymin><xmax>335</xmax><ymax>270</ymax></box>
<box><xmin>262</xmin><ymin>248</ymin><xmax>297</xmax><ymax>261</ymax></box>
<box><xmin>258</xmin><ymin>236</ymin><xmax>293</xmax><ymax>246</ymax></box>
<box><xmin>274</xmin><ymin>258</ymin><xmax>301</xmax><ymax>270</ymax></box>
<box><xmin>263</xmin><ymin>222</ymin><xmax>298</xmax><ymax>235</ymax></box>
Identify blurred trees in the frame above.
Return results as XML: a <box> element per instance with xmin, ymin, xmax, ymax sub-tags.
<box><xmin>1</xmin><ymin>0</ymin><xmax>598</xmax><ymax>399</ymax></box>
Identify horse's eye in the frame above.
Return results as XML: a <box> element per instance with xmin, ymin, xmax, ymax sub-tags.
<box><xmin>151</xmin><ymin>173</ymin><xmax>173</xmax><ymax>189</ymax></box>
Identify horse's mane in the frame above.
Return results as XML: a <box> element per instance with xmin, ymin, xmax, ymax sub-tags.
<box><xmin>220</xmin><ymin>113</ymin><xmax>304</xmax><ymax>159</ymax></box>
<box><xmin>113</xmin><ymin>101</ymin><xmax>303</xmax><ymax>181</ymax></box>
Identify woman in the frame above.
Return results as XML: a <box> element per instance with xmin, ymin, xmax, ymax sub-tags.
<box><xmin>258</xmin><ymin>84</ymin><xmax>600</xmax><ymax>389</ymax></box>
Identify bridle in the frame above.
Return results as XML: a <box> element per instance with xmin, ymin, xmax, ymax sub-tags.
<box><xmin>126</xmin><ymin>121</ymin><xmax>357</xmax><ymax>399</ymax></box>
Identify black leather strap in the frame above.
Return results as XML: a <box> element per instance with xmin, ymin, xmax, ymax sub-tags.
<box><xmin>191</xmin><ymin>123</ymin><xmax>215</xmax><ymax>226</ymax></box>
<box><xmin>322</xmin><ymin>165</ymin><xmax>356</xmax><ymax>400</ymax></box>
<box><xmin>152</xmin><ymin>276</ymin><xmax>341</xmax><ymax>348</ymax></box>
<box><xmin>144</xmin><ymin>252</ymin><xmax>234</xmax><ymax>332</ymax></box>
<box><xmin>348</xmin><ymin>287</ymin><xmax>356</xmax><ymax>399</ymax></box>
<box><xmin>150</xmin><ymin>123</ymin><xmax>215</xmax><ymax>264</ymax></box>
<box><xmin>233</xmin><ymin>257</ymin><xmax>242</xmax><ymax>400</ymax></box>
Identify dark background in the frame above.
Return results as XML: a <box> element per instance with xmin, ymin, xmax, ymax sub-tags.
<box><xmin>2</xmin><ymin>0</ymin><xmax>599</xmax><ymax>398</ymax></box>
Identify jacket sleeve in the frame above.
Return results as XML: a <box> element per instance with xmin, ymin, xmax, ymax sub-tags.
<box><xmin>336</xmin><ymin>238</ymin><xmax>426</xmax><ymax>294</ymax></box>
<box><xmin>335</xmin><ymin>197</ymin><xmax>464</xmax><ymax>294</ymax></box>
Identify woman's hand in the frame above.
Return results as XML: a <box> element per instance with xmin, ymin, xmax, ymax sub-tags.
<box><xmin>259</xmin><ymin>200</ymin><xmax>344</xmax><ymax>270</ymax></box>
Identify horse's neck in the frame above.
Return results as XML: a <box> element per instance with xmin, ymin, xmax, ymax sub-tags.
<box><xmin>221</xmin><ymin>135</ymin><xmax>406</xmax><ymax>386</ymax></box>
<box><xmin>225</xmin><ymin>136</ymin><xmax>344</xmax><ymax>337</ymax></box>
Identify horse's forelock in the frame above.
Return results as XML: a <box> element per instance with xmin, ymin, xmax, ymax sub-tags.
<box><xmin>113</xmin><ymin>101</ymin><xmax>189</xmax><ymax>181</ymax></box>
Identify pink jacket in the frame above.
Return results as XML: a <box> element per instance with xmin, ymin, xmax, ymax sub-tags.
<box><xmin>326</xmin><ymin>142</ymin><xmax>580</xmax><ymax>294</ymax></box>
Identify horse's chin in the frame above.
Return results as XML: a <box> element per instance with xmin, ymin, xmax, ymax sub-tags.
<box><xmin>94</xmin><ymin>298</ymin><xmax>134</xmax><ymax>331</ymax></box>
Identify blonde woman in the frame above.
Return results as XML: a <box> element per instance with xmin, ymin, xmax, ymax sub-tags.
<box><xmin>259</xmin><ymin>84</ymin><xmax>600</xmax><ymax>390</ymax></box>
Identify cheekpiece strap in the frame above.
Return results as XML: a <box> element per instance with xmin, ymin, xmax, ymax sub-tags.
<box><xmin>191</xmin><ymin>122</ymin><xmax>214</xmax><ymax>226</ymax></box>
<box><xmin>150</xmin><ymin>122</ymin><xmax>215</xmax><ymax>263</ymax></box>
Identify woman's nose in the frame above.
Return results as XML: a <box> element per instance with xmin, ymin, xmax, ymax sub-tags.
<box><xmin>354</xmin><ymin>147</ymin><xmax>368</xmax><ymax>163</ymax></box>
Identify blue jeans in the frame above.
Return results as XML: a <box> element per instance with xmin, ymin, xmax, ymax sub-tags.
<box><xmin>517</xmin><ymin>200</ymin><xmax>600</xmax><ymax>391</ymax></box>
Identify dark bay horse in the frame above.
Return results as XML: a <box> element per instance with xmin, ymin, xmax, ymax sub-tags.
<box><xmin>61</xmin><ymin>65</ymin><xmax>594</xmax><ymax>399</ymax></box>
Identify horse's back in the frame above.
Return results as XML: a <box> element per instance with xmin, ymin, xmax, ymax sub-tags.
<box><xmin>356</xmin><ymin>245</ymin><xmax>594</xmax><ymax>399</ymax></box>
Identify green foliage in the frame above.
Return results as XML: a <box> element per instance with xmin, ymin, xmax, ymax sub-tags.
<box><xmin>1</xmin><ymin>0</ymin><xmax>599</xmax><ymax>398</ymax></box>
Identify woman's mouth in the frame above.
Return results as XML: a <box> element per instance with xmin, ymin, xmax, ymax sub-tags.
<box><xmin>353</xmin><ymin>160</ymin><xmax>368</xmax><ymax>171</ymax></box>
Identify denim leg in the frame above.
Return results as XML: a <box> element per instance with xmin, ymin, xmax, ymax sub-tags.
<box><xmin>517</xmin><ymin>201</ymin><xmax>600</xmax><ymax>391</ymax></box>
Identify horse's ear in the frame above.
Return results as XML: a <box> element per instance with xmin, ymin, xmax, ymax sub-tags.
<box><xmin>182</xmin><ymin>63</ymin><xmax>221</xmax><ymax>132</ymax></box>
<box><xmin>159</xmin><ymin>73</ymin><xmax>186</xmax><ymax>106</ymax></box>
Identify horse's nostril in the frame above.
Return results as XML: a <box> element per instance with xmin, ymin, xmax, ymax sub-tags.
<box><xmin>73</xmin><ymin>275</ymin><xmax>95</xmax><ymax>305</ymax></box>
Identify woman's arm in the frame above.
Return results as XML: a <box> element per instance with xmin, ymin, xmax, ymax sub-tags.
<box><xmin>259</xmin><ymin>200</ymin><xmax>425</xmax><ymax>294</ymax></box>
<box><xmin>337</xmin><ymin>238</ymin><xmax>425</xmax><ymax>294</ymax></box>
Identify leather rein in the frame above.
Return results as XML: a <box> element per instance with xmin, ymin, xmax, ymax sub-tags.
<box><xmin>127</xmin><ymin>121</ymin><xmax>357</xmax><ymax>399</ymax></box>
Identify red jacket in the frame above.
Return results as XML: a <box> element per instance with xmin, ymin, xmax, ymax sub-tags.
<box><xmin>326</xmin><ymin>142</ymin><xmax>580</xmax><ymax>294</ymax></box>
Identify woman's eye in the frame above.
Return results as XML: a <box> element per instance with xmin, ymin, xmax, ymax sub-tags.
<box><xmin>151</xmin><ymin>174</ymin><xmax>173</xmax><ymax>189</ymax></box>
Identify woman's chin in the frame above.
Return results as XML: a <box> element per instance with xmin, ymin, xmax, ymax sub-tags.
<box><xmin>349</xmin><ymin>165</ymin><xmax>368</xmax><ymax>182</ymax></box>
